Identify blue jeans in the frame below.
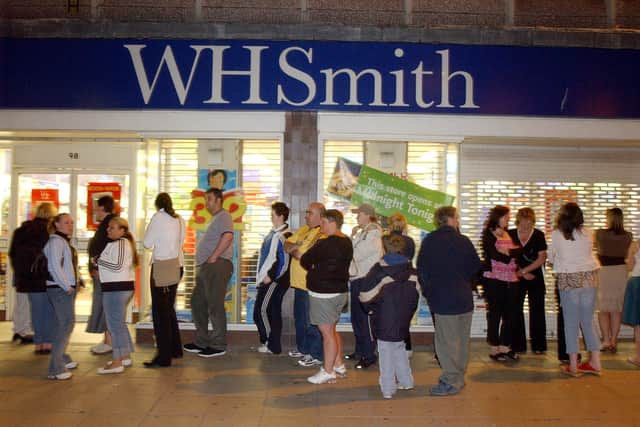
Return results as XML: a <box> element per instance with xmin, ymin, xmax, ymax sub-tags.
<box><xmin>559</xmin><ymin>287</ymin><xmax>599</xmax><ymax>354</ymax></box>
<box><xmin>293</xmin><ymin>288</ymin><xmax>323</xmax><ymax>360</ymax></box>
<box><xmin>103</xmin><ymin>291</ymin><xmax>134</xmax><ymax>360</ymax></box>
<box><xmin>28</xmin><ymin>292</ymin><xmax>54</xmax><ymax>345</ymax></box>
<box><xmin>46</xmin><ymin>287</ymin><xmax>75</xmax><ymax>376</ymax></box>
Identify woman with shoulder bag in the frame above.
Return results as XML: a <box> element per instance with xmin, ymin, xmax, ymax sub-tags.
<box><xmin>95</xmin><ymin>217</ymin><xmax>138</xmax><ymax>374</ymax></box>
<box><xmin>143</xmin><ymin>193</ymin><xmax>186</xmax><ymax>368</ymax></box>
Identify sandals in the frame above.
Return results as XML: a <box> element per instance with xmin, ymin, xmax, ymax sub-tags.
<box><xmin>489</xmin><ymin>353</ymin><xmax>507</xmax><ymax>362</ymax></box>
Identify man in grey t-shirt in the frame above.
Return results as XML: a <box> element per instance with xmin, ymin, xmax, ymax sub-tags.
<box><xmin>184</xmin><ymin>188</ymin><xmax>234</xmax><ymax>358</ymax></box>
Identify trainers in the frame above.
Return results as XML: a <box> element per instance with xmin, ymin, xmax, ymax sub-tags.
<box><xmin>288</xmin><ymin>350</ymin><xmax>304</xmax><ymax>358</ymax></box>
<box><xmin>334</xmin><ymin>364</ymin><xmax>347</xmax><ymax>377</ymax></box>
<box><xmin>183</xmin><ymin>343</ymin><xmax>205</xmax><ymax>354</ymax></box>
<box><xmin>307</xmin><ymin>368</ymin><xmax>336</xmax><ymax>384</ymax></box>
<box><xmin>97</xmin><ymin>365</ymin><xmax>124</xmax><ymax>374</ymax></box>
<box><xmin>91</xmin><ymin>343</ymin><xmax>112</xmax><ymax>354</ymax></box>
<box><xmin>198</xmin><ymin>347</ymin><xmax>226</xmax><ymax>358</ymax></box>
<box><xmin>107</xmin><ymin>359</ymin><xmax>132</xmax><ymax>368</ymax></box>
<box><xmin>383</xmin><ymin>394</ymin><xmax>393</xmax><ymax>399</ymax></box>
<box><xmin>397</xmin><ymin>383</ymin><xmax>414</xmax><ymax>390</ymax></box>
<box><xmin>65</xmin><ymin>361</ymin><xmax>78</xmax><ymax>370</ymax></box>
<box><xmin>257</xmin><ymin>344</ymin><xmax>272</xmax><ymax>354</ymax></box>
<box><xmin>429</xmin><ymin>381</ymin><xmax>460</xmax><ymax>396</ymax></box>
<box><xmin>48</xmin><ymin>372</ymin><xmax>72</xmax><ymax>380</ymax></box>
<box><xmin>298</xmin><ymin>355</ymin><xmax>323</xmax><ymax>367</ymax></box>
<box><xmin>577</xmin><ymin>362</ymin><xmax>601</xmax><ymax>376</ymax></box>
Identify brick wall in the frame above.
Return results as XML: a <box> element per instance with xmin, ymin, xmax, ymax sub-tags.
<box><xmin>515</xmin><ymin>0</ymin><xmax>608</xmax><ymax>28</ymax></box>
<box><xmin>412</xmin><ymin>0</ymin><xmax>504</xmax><ymax>28</ymax></box>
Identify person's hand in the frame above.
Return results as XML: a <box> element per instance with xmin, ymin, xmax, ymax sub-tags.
<box><xmin>67</xmin><ymin>287</ymin><xmax>75</xmax><ymax>296</ymax></box>
<box><xmin>207</xmin><ymin>255</ymin><xmax>218</xmax><ymax>264</ymax></box>
<box><xmin>262</xmin><ymin>277</ymin><xmax>272</xmax><ymax>285</ymax></box>
<box><xmin>523</xmin><ymin>272</ymin><xmax>535</xmax><ymax>280</ymax></box>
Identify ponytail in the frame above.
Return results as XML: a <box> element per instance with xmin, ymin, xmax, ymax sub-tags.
<box><xmin>123</xmin><ymin>231</ymin><xmax>140</xmax><ymax>267</ymax></box>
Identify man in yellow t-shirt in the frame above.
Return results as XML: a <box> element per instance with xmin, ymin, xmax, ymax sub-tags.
<box><xmin>284</xmin><ymin>202</ymin><xmax>325</xmax><ymax>366</ymax></box>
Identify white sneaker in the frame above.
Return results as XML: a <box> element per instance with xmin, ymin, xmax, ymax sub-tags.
<box><xmin>298</xmin><ymin>355</ymin><xmax>323</xmax><ymax>367</ymax></box>
<box><xmin>334</xmin><ymin>364</ymin><xmax>347</xmax><ymax>377</ymax></box>
<box><xmin>65</xmin><ymin>361</ymin><xmax>78</xmax><ymax>370</ymax></box>
<box><xmin>397</xmin><ymin>383</ymin><xmax>414</xmax><ymax>390</ymax></box>
<box><xmin>307</xmin><ymin>368</ymin><xmax>336</xmax><ymax>384</ymax></box>
<box><xmin>91</xmin><ymin>343</ymin><xmax>112</xmax><ymax>354</ymax></box>
<box><xmin>48</xmin><ymin>372</ymin><xmax>72</xmax><ymax>380</ymax></box>
<box><xmin>288</xmin><ymin>350</ymin><xmax>304</xmax><ymax>358</ymax></box>
<box><xmin>257</xmin><ymin>344</ymin><xmax>272</xmax><ymax>354</ymax></box>
<box><xmin>383</xmin><ymin>394</ymin><xmax>393</xmax><ymax>399</ymax></box>
<box><xmin>97</xmin><ymin>365</ymin><xmax>124</xmax><ymax>374</ymax></box>
<box><xmin>107</xmin><ymin>359</ymin><xmax>132</xmax><ymax>368</ymax></box>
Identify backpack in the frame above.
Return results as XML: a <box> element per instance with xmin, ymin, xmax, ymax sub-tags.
<box><xmin>9</xmin><ymin>220</ymin><xmax>51</xmax><ymax>290</ymax></box>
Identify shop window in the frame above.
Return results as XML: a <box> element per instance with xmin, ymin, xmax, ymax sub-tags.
<box><xmin>460</xmin><ymin>179</ymin><xmax>640</xmax><ymax>336</ymax></box>
<box><xmin>156</xmin><ymin>139</ymin><xmax>281</xmax><ymax>323</ymax></box>
<box><xmin>0</xmin><ymin>148</ymin><xmax>10</xmax><ymax>309</ymax></box>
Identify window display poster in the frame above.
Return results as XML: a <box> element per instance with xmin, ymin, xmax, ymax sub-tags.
<box><xmin>87</xmin><ymin>182</ymin><xmax>121</xmax><ymax>230</ymax></box>
<box><xmin>31</xmin><ymin>189</ymin><xmax>59</xmax><ymax>218</ymax></box>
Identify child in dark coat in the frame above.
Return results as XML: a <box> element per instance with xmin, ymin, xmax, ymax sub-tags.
<box><xmin>359</xmin><ymin>234</ymin><xmax>420</xmax><ymax>399</ymax></box>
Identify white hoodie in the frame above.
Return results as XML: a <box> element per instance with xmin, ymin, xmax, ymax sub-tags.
<box><xmin>349</xmin><ymin>222</ymin><xmax>383</xmax><ymax>279</ymax></box>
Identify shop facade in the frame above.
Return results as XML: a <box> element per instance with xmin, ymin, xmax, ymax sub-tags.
<box><xmin>1</xmin><ymin>37</ymin><xmax>639</xmax><ymax>338</ymax></box>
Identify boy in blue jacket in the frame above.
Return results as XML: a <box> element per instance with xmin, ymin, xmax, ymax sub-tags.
<box><xmin>359</xmin><ymin>234</ymin><xmax>420</xmax><ymax>399</ymax></box>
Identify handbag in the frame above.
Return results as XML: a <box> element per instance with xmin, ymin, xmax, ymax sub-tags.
<box><xmin>152</xmin><ymin>257</ymin><xmax>180</xmax><ymax>287</ymax></box>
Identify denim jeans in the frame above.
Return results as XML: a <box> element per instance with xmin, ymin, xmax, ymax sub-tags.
<box><xmin>28</xmin><ymin>292</ymin><xmax>54</xmax><ymax>345</ymax></box>
<box><xmin>559</xmin><ymin>286</ymin><xmax>599</xmax><ymax>354</ymax></box>
<box><xmin>86</xmin><ymin>274</ymin><xmax>107</xmax><ymax>333</ymax></box>
<box><xmin>103</xmin><ymin>290</ymin><xmax>134</xmax><ymax>360</ymax></box>
<box><xmin>350</xmin><ymin>278</ymin><xmax>376</xmax><ymax>362</ymax></box>
<box><xmin>46</xmin><ymin>287</ymin><xmax>75</xmax><ymax>376</ymax></box>
<box><xmin>293</xmin><ymin>288</ymin><xmax>323</xmax><ymax>360</ymax></box>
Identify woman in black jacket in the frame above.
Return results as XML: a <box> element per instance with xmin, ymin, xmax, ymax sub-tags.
<box><xmin>9</xmin><ymin>202</ymin><xmax>58</xmax><ymax>354</ymax></box>
<box><xmin>301</xmin><ymin>209</ymin><xmax>353</xmax><ymax>385</ymax></box>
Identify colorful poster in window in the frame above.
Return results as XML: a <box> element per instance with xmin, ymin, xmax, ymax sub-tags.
<box><xmin>189</xmin><ymin>169</ymin><xmax>246</xmax><ymax>322</ymax></box>
<box><xmin>328</xmin><ymin>157</ymin><xmax>455</xmax><ymax>231</ymax></box>
<box><xmin>86</xmin><ymin>182</ymin><xmax>121</xmax><ymax>230</ymax></box>
<box><xmin>31</xmin><ymin>189</ymin><xmax>60</xmax><ymax>215</ymax></box>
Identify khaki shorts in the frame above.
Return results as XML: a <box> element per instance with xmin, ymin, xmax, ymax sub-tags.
<box><xmin>309</xmin><ymin>293</ymin><xmax>348</xmax><ymax>325</ymax></box>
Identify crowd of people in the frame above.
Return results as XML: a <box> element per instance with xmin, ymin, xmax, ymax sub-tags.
<box><xmin>7</xmin><ymin>190</ymin><xmax>640</xmax><ymax>398</ymax></box>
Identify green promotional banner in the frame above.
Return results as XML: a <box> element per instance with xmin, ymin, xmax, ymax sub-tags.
<box><xmin>328</xmin><ymin>157</ymin><xmax>455</xmax><ymax>231</ymax></box>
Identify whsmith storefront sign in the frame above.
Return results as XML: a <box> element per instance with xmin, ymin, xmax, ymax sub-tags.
<box><xmin>1</xmin><ymin>38</ymin><xmax>639</xmax><ymax>117</ymax></box>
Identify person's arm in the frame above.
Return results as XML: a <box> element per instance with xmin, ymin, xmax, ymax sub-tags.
<box><xmin>142</xmin><ymin>213</ymin><xmax>159</xmax><ymax>249</ymax></box>
<box><xmin>207</xmin><ymin>232</ymin><xmax>234</xmax><ymax>263</ymax></box>
<box><xmin>300</xmin><ymin>239</ymin><xmax>322</xmax><ymax>271</ymax></box>
<box><xmin>626</xmin><ymin>240</ymin><xmax>638</xmax><ymax>272</ymax></box>
<box><xmin>97</xmin><ymin>239</ymin><xmax>127</xmax><ymax>272</ymax></box>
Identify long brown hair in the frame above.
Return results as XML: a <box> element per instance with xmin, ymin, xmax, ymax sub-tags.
<box><xmin>109</xmin><ymin>217</ymin><xmax>139</xmax><ymax>267</ymax></box>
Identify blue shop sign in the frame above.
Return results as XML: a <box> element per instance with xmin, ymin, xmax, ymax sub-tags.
<box><xmin>1</xmin><ymin>38</ymin><xmax>639</xmax><ymax>118</ymax></box>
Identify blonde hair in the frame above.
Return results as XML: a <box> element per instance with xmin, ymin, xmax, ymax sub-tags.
<box><xmin>109</xmin><ymin>217</ymin><xmax>140</xmax><ymax>267</ymax></box>
<box><xmin>388</xmin><ymin>213</ymin><xmax>408</xmax><ymax>233</ymax></box>
<box><xmin>34</xmin><ymin>202</ymin><xmax>58</xmax><ymax>220</ymax></box>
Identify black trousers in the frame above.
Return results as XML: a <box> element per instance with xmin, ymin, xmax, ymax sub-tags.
<box><xmin>350</xmin><ymin>277</ymin><xmax>377</xmax><ymax>362</ymax></box>
<box><xmin>253</xmin><ymin>281</ymin><xmax>289</xmax><ymax>354</ymax></box>
<box><xmin>484</xmin><ymin>279</ymin><xmax>520</xmax><ymax>347</ymax></box>
<box><xmin>511</xmin><ymin>279</ymin><xmax>547</xmax><ymax>353</ymax></box>
<box><xmin>150</xmin><ymin>267</ymin><xmax>183</xmax><ymax>365</ymax></box>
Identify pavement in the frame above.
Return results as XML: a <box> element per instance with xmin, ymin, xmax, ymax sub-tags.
<box><xmin>1</xmin><ymin>321</ymin><xmax>639</xmax><ymax>427</ymax></box>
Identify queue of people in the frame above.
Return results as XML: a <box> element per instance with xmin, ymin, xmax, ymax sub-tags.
<box><xmin>7</xmin><ymin>192</ymin><xmax>640</xmax><ymax>396</ymax></box>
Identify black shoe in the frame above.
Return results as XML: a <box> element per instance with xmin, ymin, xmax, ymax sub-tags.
<box><xmin>12</xmin><ymin>333</ymin><xmax>34</xmax><ymax>344</ymax></box>
<box><xmin>143</xmin><ymin>358</ymin><xmax>171</xmax><ymax>368</ymax></box>
<box><xmin>344</xmin><ymin>352</ymin><xmax>360</xmax><ymax>360</ymax></box>
<box><xmin>198</xmin><ymin>347</ymin><xmax>227</xmax><ymax>358</ymax></box>
<box><xmin>504</xmin><ymin>351</ymin><xmax>519</xmax><ymax>361</ymax></box>
<box><xmin>183</xmin><ymin>343</ymin><xmax>205</xmax><ymax>353</ymax></box>
<box><xmin>355</xmin><ymin>358</ymin><xmax>376</xmax><ymax>369</ymax></box>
